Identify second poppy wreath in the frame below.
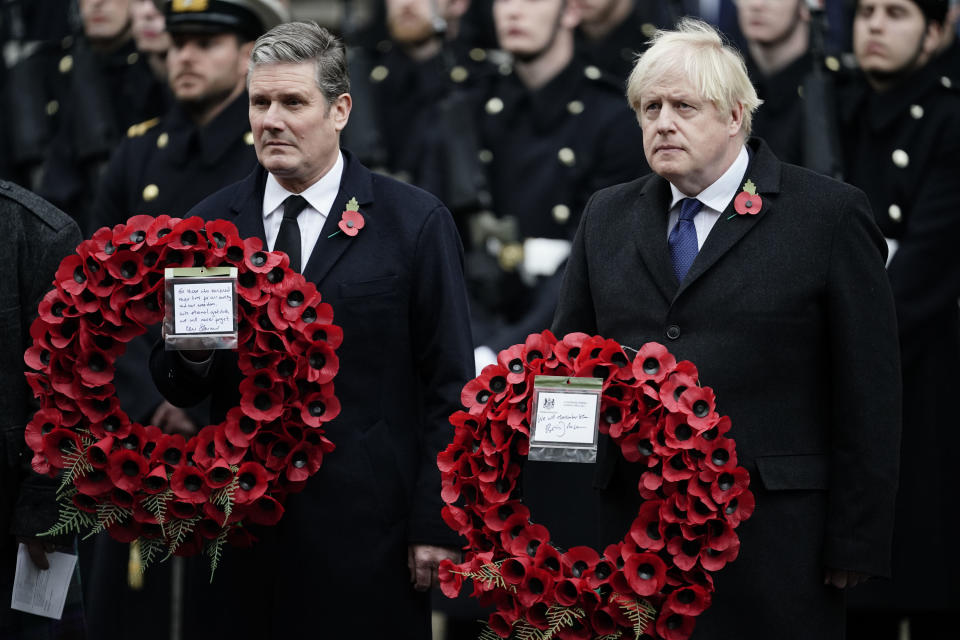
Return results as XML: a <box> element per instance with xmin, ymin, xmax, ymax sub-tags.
<box><xmin>438</xmin><ymin>331</ymin><xmax>754</xmax><ymax>640</ymax></box>
<box><xmin>23</xmin><ymin>215</ymin><xmax>341</xmax><ymax>575</ymax></box>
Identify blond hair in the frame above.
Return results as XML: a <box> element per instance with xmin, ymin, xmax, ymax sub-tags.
<box><xmin>626</xmin><ymin>18</ymin><xmax>761</xmax><ymax>136</ymax></box>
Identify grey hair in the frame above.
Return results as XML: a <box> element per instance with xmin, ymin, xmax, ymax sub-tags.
<box><xmin>627</xmin><ymin>18</ymin><xmax>761</xmax><ymax>137</ymax></box>
<box><xmin>248</xmin><ymin>21</ymin><xmax>350</xmax><ymax>104</ymax></box>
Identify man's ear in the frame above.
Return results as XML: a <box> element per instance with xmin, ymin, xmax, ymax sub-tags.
<box><xmin>561</xmin><ymin>0</ymin><xmax>582</xmax><ymax>30</ymax></box>
<box><xmin>921</xmin><ymin>20</ymin><xmax>944</xmax><ymax>59</ymax></box>
<box><xmin>728</xmin><ymin>102</ymin><xmax>745</xmax><ymax>137</ymax></box>
<box><xmin>331</xmin><ymin>93</ymin><xmax>352</xmax><ymax>132</ymax></box>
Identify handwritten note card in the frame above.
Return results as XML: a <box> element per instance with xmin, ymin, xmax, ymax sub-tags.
<box><xmin>173</xmin><ymin>281</ymin><xmax>234</xmax><ymax>334</ymax></box>
<box><xmin>531</xmin><ymin>391</ymin><xmax>598</xmax><ymax>445</ymax></box>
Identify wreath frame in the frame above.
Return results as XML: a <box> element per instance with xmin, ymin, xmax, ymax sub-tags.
<box><xmin>437</xmin><ymin>331</ymin><xmax>755</xmax><ymax>640</ymax></box>
<box><xmin>23</xmin><ymin>214</ymin><xmax>342</xmax><ymax>574</ymax></box>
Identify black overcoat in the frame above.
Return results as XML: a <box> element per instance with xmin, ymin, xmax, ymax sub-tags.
<box><xmin>552</xmin><ymin>139</ymin><xmax>901</xmax><ymax>639</ymax></box>
<box><xmin>151</xmin><ymin>151</ymin><xmax>474</xmax><ymax>638</ymax></box>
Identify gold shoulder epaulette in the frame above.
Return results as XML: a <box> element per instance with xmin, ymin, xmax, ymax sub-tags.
<box><xmin>127</xmin><ymin>117</ymin><xmax>160</xmax><ymax>138</ymax></box>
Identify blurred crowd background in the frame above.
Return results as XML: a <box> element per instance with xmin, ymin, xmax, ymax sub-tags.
<box><xmin>1</xmin><ymin>1</ymin><xmax>957</xmax><ymax>639</ymax></box>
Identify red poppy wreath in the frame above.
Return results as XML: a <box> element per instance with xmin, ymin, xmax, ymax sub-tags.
<box><xmin>23</xmin><ymin>215</ymin><xmax>341</xmax><ymax>573</ymax></box>
<box><xmin>437</xmin><ymin>331</ymin><xmax>754</xmax><ymax>640</ymax></box>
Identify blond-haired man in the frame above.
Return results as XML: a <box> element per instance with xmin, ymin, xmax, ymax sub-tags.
<box><xmin>553</xmin><ymin>18</ymin><xmax>901</xmax><ymax>640</ymax></box>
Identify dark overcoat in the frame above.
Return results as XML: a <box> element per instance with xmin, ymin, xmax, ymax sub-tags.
<box><xmin>151</xmin><ymin>151</ymin><xmax>474</xmax><ymax>638</ymax></box>
<box><xmin>552</xmin><ymin>139</ymin><xmax>902</xmax><ymax>639</ymax></box>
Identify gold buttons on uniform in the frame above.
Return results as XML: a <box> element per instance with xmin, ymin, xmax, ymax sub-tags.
<box><xmin>157</xmin><ymin>133</ymin><xmax>169</xmax><ymax>148</ymax></box>
<box><xmin>244</xmin><ymin>131</ymin><xmax>255</xmax><ymax>145</ymax></box>
<box><xmin>498</xmin><ymin>63</ymin><xmax>512</xmax><ymax>76</ymax></box>
<box><xmin>46</xmin><ymin>100</ymin><xmax>59</xmax><ymax>116</ymax></box>
<box><xmin>552</xmin><ymin>204</ymin><xmax>571</xmax><ymax>224</ymax></box>
<box><xmin>641</xmin><ymin>23</ymin><xmax>657</xmax><ymax>38</ymax></box>
<box><xmin>469</xmin><ymin>48</ymin><xmax>487</xmax><ymax>62</ymax></box>
<box><xmin>891</xmin><ymin>149</ymin><xmax>909</xmax><ymax>168</ymax></box>
<box><xmin>498</xmin><ymin>243</ymin><xmax>524</xmax><ymax>271</ymax></box>
<box><xmin>584</xmin><ymin>66</ymin><xmax>602</xmax><ymax>80</ymax></box>
<box><xmin>486</xmin><ymin>97</ymin><xmax>504</xmax><ymax>115</ymax></box>
<box><xmin>910</xmin><ymin>105</ymin><xmax>924</xmax><ymax>119</ymax></box>
<box><xmin>369</xmin><ymin>65</ymin><xmax>389</xmax><ymax>82</ymax></box>
<box><xmin>888</xmin><ymin>204</ymin><xmax>902</xmax><ymax>222</ymax></box>
<box><xmin>59</xmin><ymin>55</ymin><xmax>73</xmax><ymax>74</ymax></box>
<box><xmin>567</xmin><ymin>100</ymin><xmax>584</xmax><ymax>115</ymax></box>
<box><xmin>797</xmin><ymin>85</ymin><xmax>804</xmax><ymax>98</ymax></box>
<box><xmin>478</xmin><ymin>149</ymin><xmax>493</xmax><ymax>164</ymax></box>
<box><xmin>142</xmin><ymin>184</ymin><xmax>159</xmax><ymax>202</ymax></box>
<box><xmin>558</xmin><ymin>147</ymin><xmax>576</xmax><ymax>167</ymax></box>
<box><xmin>127</xmin><ymin>52</ymin><xmax>139</xmax><ymax>65</ymax></box>
<box><xmin>825</xmin><ymin>56</ymin><xmax>841</xmax><ymax>72</ymax></box>
<box><xmin>942</xmin><ymin>76</ymin><xmax>953</xmax><ymax>89</ymax></box>
<box><xmin>450</xmin><ymin>66</ymin><xmax>469</xmax><ymax>83</ymax></box>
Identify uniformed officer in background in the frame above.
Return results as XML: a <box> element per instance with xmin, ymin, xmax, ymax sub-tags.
<box><xmin>79</xmin><ymin>3</ymin><xmax>288</xmax><ymax>640</ymax></box>
<box><xmin>0</xmin><ymin>0</ymin><xmax>80</xmax><ymax>188</ymax></box>
<box><xmin>837</xmin><ymin>1</ymin><xmax>960</xmax><ymax>638</ymax></box>
<box><xmin>573</xmin><ymin>0</ymin><xmax>669</xmax><ymax>84</ymax></box>
<box><xmin>37</xmin><ymin>0</ymin><xmax>167</xmax><ymax>232</ymax></box>
<box><xmin>131</xmin><ymin>0</ymin><xmax>172</xmax><ymax>81</ymax></box>
<box><xmin>463</xmin><ymin>0</ymin><xmax>646</xmax><ymax>365</ymax></box>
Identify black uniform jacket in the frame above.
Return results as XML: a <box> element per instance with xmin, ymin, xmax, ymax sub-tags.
<box><xmin>552</xmin><ymin>138</ymin><xmax>902</xmax><ymax>640</ymax></box>
<box><xmin>150</xmin><ymin>151</ymin><xmax>474</xmax><ymax>638</ymax></box>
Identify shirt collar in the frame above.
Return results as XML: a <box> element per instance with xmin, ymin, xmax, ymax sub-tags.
<box><xmin>263</xmin><ymin>151</ymin><xmax>344</xmax><ymax>218</ymax></box>
<box><xmin>669</xmin><ymin>145</ymin><xmax>750</xmax><ymax>213</ymax></box>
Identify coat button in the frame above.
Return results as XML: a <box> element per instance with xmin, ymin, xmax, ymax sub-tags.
<box><xmin>552</xmin><ymin>204</ymin><xmax>570</xmax><ymax>223</ymax></box>
<box><xmin>142</xmin><ymin>184</ymin><xmax>159</xmax><ymax>202</ymax></box>
<box><xmin>666</xmin><ymin>325</ymin><xmax>680</xmax><ymax>340</ymax></box>
<box><xmin>567</xmin><ymin>100</ymin><xmax>584</xmax><ymax>115</ymax></box>
<box><xmin>157</xmin><ymin>133</ymin><xmax>169</xmax><ymax>148</ymax></box>
<box><xmin>584</xmin><ymin>65</ymin><xmax>602</xmax><ymax>80</ymax></box>
<box><xmin>891</xmin><ymin>149</ymin><xmax>909</xmax><ymax>168</ymax></box>
<box><xmin>888</xmin><ymin>204</ymin><xmax>902</xmax><ymax>222</ymax></box>
<box><xmin>558</xmin><ymin>147</ymin><xmax>576</xmax><ymax>166</ymax></box>
<box><xmin>59</xmin><ymin>55</ymin><xmax>73</xmax><ymax>74</ymax></box>
<box><xmin>486</xmin><ymin>97</ymin><xmax>504</xmax><ymax>115</ymax></box>
<box><xmin>910</xmin><ymin>104</ymin><xmax>924</xmax><ymax>119</ymax></box>
<box><xmin>369</xmin><ymin>65</ymin><xmax>389</xmax><ymax>82</ymax></box>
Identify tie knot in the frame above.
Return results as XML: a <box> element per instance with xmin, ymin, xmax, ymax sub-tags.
<box><xmin>679</xmin><ymin>198</ymin><xmax>702</xmax><ymax>222</ymax></box>
<box><xmin>283</xmin><ymin>195</ymin><xmax>309</xmax><ymax>220</ymax></box>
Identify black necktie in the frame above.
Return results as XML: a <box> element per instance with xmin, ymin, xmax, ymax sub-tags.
<box><xmin>274</xmin><ymin>195</ymin><xmax>309</xmax><ymax>273</ymax></box>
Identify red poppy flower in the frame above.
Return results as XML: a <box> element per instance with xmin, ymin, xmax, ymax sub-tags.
<box><xmin>236</xmin><ymin>268</ymin><xmax>269</xmax><ymax>306</ymax></box>
<box><xmin>305</xmin><ymin>341</ymin><xmax>338</xmax><ymax>384</ymax></box>
<box><xmin>705</xmin><ymin>467</ymin><xmax>750</xmax><ymax>505</ymax></box>
<box><xmin>244</xmin><ymin>237</ymin><xmax>284</xmax><ymax>274</ymax></box>
<box><xmin>86</xmin><ymin>435</ymin><xmax>115</xmax><ymax>469</ymax></box>
<box><xmin>72</xmin><ymin>492</ymin><xmax>98</xmax><ymax>514</ymax></box>
<box><xmin>488</xmin><ymin>610</ymin><xmax>518</xmax><ymax>637</ymax></box>
<box><xmin>283</xmin><ymin>440</ymin><xmax>325</xmax><ymax>482</ymax></box>
<box><xmin>702</xmin><ymin>437</ymin><xmax>737</xmax><ymax>473</ymax></box>
<box><xmin>629</xmin><ymin>501</ymin><xmax>666</xmax><ymax>551</ymax></box>
<box><xmin>677</xmin><ymin>386</ymin><xmax>719</xmax><ymax>431</ymax></box>
<box><xmin>55</xmin><ymin>254</ymin><xmax>89</xmax><ymax>297</ymax></box>
<box><xmin>75</xmin><ymin>468</ymin><xmax>112</xmax><ymax>496</ymax></box>
<box><xmin>169</xmin><ymin>500</ymin><xmax>198</xmax><ymax>520</ymax></box>
<box><xmin>106</xmin><ymin>519</ymin><xmax>141</xmax><ymax>544</ymax></box>
<box><xmin>660</xmin><ymin>369</ymin><xmax>699</xmax><ymax>414</ymax></box>
<box><xmin>518</xmin><ymin>566</ymin><xmax>555</xmax><ymax>608</ymax></box>
<box><xmin>719</xmin><ymin>489</ymin><xmax>755</xmax><ymax>527</ymax></box>
<box><xmin>223</xmin><ymin>407</ymin><xmax>260</xmax><ymax>447</ymax></box>
<box><xmin>234</xmin><ymin>461</ymin><xmax>270</xmax><ymax>504</ymax></box>
<box><xmin>244</xmin><ymin>495</ymin><xmax>286</xmax><ymax>526</ymax></box>
<box><xmin>41</xmin><ymin>427</ymin><xmax>81</xmax><ymax>468</ymax></box>
<box><xmin>483</xmin><ymin>501</ymin><xmax>529</xmax><ymax>532</ymax></box>
<box><xmin>106</xmin><ymin>449</ymin><xmax>148</xmax><ymax>493</ymax></box>
<box><xmin>88</xmin><ymin>227</ymin><xmax>119</xmax><ymax>261</ymax></box>
<box><xmin>656</xmin><ymin>609</ymin><xmax>697</xmax><ymax>640</ymax></box>
<box><xmin>733</xmin><ymin>190</ymin><xmax>762</xmax><ymax>216</ymax></box>
<box><xmin>75</xmin><ymin>347</ymin><xmax>114</xmax><ymax>387</ymax></box>
<box><xmin>142</xmin><ymin>465</ymin><xmax>169</xmax><ymax>494</ymax></box>
<box><xmin>667</xmin><ymin>584</ymin><xmax>711</xmax><ymax>616</ymax></box>
<box><xmin>204</xmin><ymin>219</ymin><xmax>244</xmax><ymax>261</ymax></box>
<box><xmin>623</xmin><ymin>551</ymin><xmax>667</xmax><ymax>596</ymax></box>
<box><xmin>191</xmin><ymin>426</ymin><xmax>219</xmax><ymax>469</ymax></box>
<box><xmin>170</xmin><ymin>465</ymin><xmax>211</xmax><ymax>503</ymax></box>
<box><xmin>589</xmin><ymin>606</ymin><xmax>620</xmax><ymax>635</ymax></box>
<box><xmin>165</xmin><ymin>217</ymin><xmax>207</xmax><ymax>252</ymax></box>
<box><xmin>522</xmin><ymin>330</ymin><xmax>558</xmax><ymax>367</ymax></box>
<box><xmin>299</xmin><ymin>387</ymin><xmax>340</xmax><ymax>427</ymax></box>
<box><xmin>337</xmin><ymin>209</ymin><xmax>364</xmax><ymax>236</ymax></box>
<box><xmin>553</xmin><ymin>332</ymin><xmax>590</xmax><ymax>368</ymax></box>
<box><xmin>700</xmin><ymin>535</ymin><xmax>740</xmax><ymax>572</ymax></box>
<box><xmin>500</xmin><ymin>557</ymin><xmax>529</xmax><ymax>585</ymax></box>
<box><xmin>103</xmin><ymin>249</ymin><xmax>145</xmax><ymax>286</ymax></box>
<box><xmin>239</xmin><ymin>375</ymin><xmax>285</xmax><ymax>422</ymax></box>
<box><xmin>24</xmin><ymin>408</ymin><xmax>63</xmax><ymax>453</ymax></box>
<box><xmin>205</xmin><ymin>459</ymin><xmax>234</xmax><ymax>489</ymax></box>
<box><xmin>662</xmin><ymin>452</ymin><xmax>696</xmax><ymax>482</ymax></box>
<box><xmin>663</xmin><ymin>413</ymin><xmax>698</xmax><ymax>450</ymax></box>
<box><xmin>213</xmin><ymin>423</ymin><xmax>248</xmax><ymax>465</ymax></box>
<box><xmin>438</xmin><ymin>559</ymin><xmax>464</xmax><ymax>598</ymax></box>
<box><xmin>150</xmin><ymin>433</ymin><xmax>187</xmax><ymax>468</ymax></box>
<box><xmin>632</xmin><ymin>341</ymin><xmax>677</xmax><ymax>384</ymax></box>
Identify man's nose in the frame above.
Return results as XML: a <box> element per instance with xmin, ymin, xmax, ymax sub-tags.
<box><xmin>656</xmin><ymin>106</ymin><xmax>677</xmax><ymax>133</ymax></box>
<box><xmin>262</xmin><ymin>103</ymin><xmax>285</xmax><ymax>130</ymax></box>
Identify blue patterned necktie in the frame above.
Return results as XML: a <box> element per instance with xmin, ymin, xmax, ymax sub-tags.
<box><xmin>669</xmin><ymin>198</ymin><xmax>703</xmax><ymax>282</ymax></box>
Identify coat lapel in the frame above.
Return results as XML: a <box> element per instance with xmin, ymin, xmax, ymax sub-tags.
<box><xmin>633</xmin><ymin>175</ymin><xmax>678</xmax><ymax>303</ymax></box>
<box><xmin>675</xmin><ymin>139</ymin><xmax>782</xmax><ymax>299</ymax></box>
<box><xmin>301</xmin><ymin>151</ymin><xmax>375</xmax><ymax>287</ymax></box>
<box><xmin>228</xmin><ymin>167</ymin><xmax>269</xmax><ymax>246</ymax></box>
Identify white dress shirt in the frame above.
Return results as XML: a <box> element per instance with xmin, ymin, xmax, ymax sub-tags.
<box><xmin>667</xmin><ymin>145</ymin><xmax>750</xmax><ymax>250</ymax></box>
<box><xmin>262</xmin><ymin>151</ymin><xmax>344</xmax><ymax>272</ymax></box>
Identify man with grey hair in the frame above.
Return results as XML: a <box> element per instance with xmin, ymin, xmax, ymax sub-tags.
<box><xmin>151</xmin><ymin>20</ymin><xmax>474</xmax><ymax>638</ymax></box>
<box><xmin>553</xmin><ymin>18</ymin><xmax>901</xmax><ymax>640</ymax></box>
